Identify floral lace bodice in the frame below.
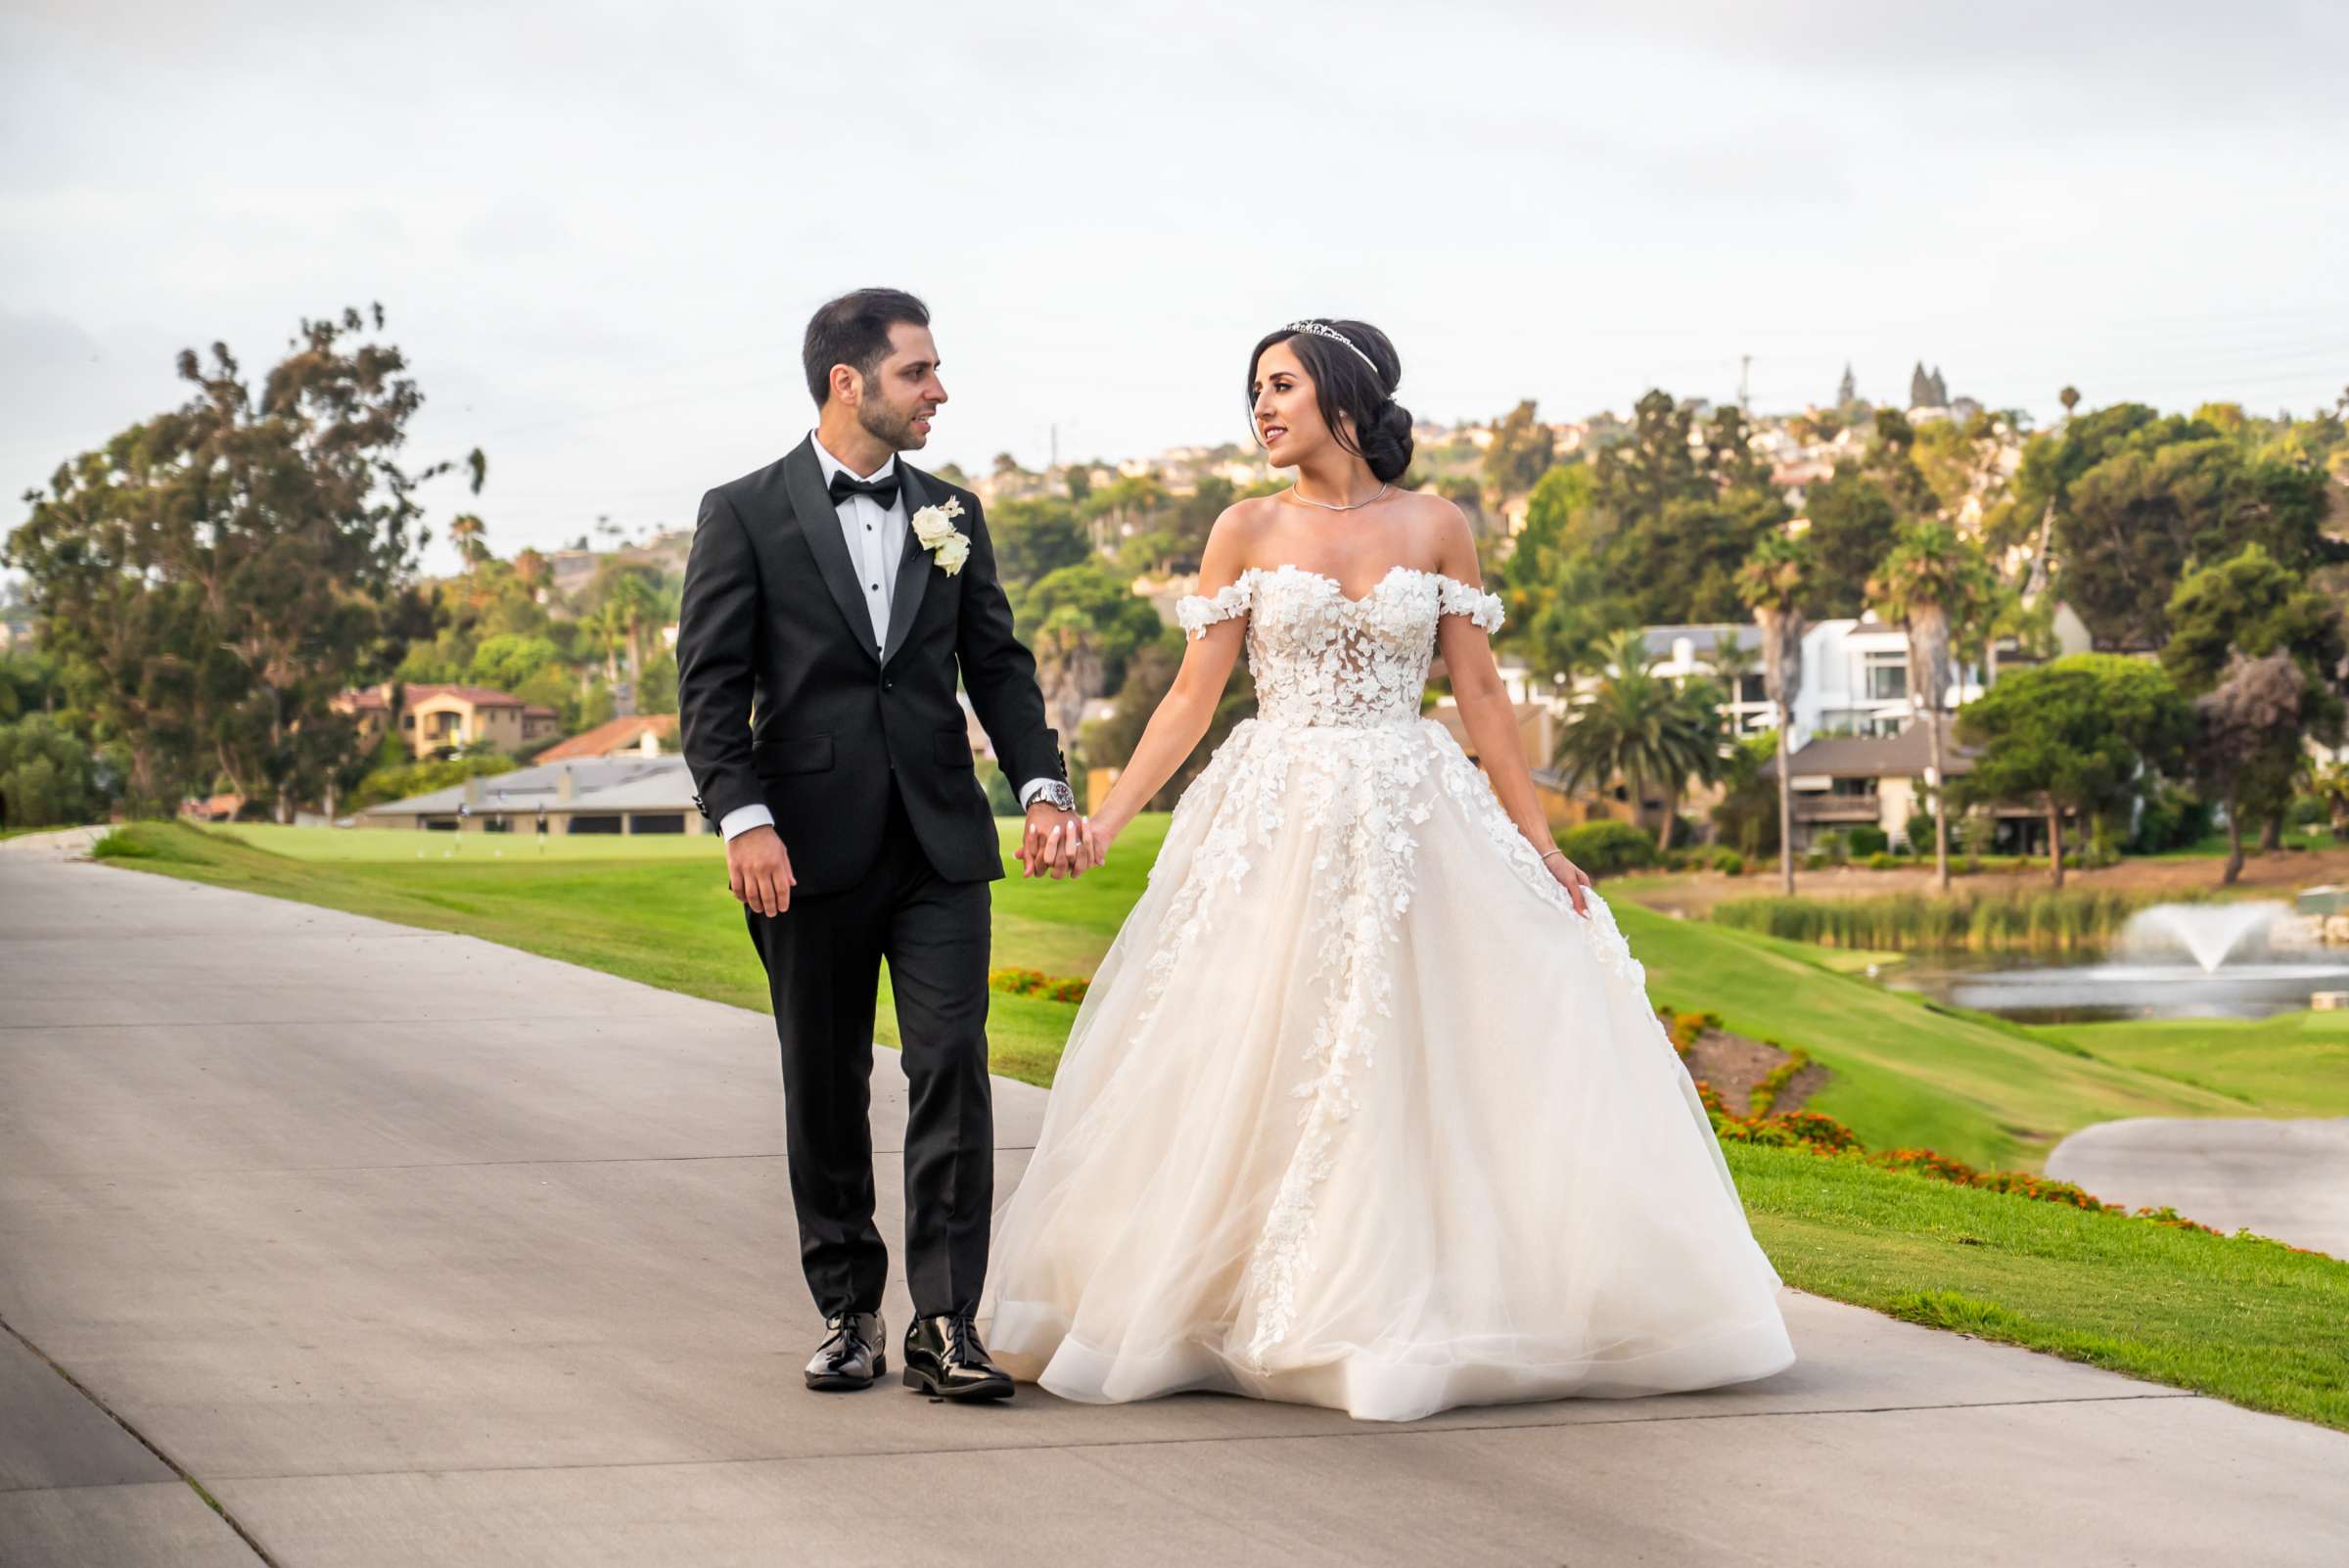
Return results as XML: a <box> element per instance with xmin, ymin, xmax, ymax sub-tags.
<box><xmin>1176</xmin><ymin>564</ymin><xmax>1505</xmax><ymax>729</ymax></box>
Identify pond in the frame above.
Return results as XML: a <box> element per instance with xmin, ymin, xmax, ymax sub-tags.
<box><xmin>1881</xmin><ymin>901</ymin><xmax>2349</xmax><ymax>1023</ymax></box>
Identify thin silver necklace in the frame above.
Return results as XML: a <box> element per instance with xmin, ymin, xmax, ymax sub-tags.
<box><xmin>1286</xmin><ymin>481</ymin><xmax>1392</xmax><ymax>513</ymax></box>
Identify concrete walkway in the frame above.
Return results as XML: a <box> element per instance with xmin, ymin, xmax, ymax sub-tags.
<box><xmin>3</xmin><ymin>848</ymin><xmax>2345</xmax><ymax>1567</ymax></box>
<box><xmin>2049</xmin><ymin>1116</ymin><xmax>2349</xmax><ymax>1260</ymax></box>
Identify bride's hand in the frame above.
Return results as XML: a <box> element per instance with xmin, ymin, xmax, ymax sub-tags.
<box><xmin>1542</xmin><ymin>849</ymin><xmax>1593</xmax><ymax>917</ymax></box>
<box><xmin>1081</xmin><ymin>815</ymin><xmax>1121</xmax><ymax>870</ymax></box>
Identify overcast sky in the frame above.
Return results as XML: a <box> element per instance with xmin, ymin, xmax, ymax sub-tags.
<box><xmin>7</xmin><ymin>0</ymin><xmax>2345</xmax><ymax>575</ymax></box>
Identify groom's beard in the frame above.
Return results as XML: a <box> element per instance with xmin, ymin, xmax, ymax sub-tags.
<box><xmin>856</xmin><ymin>394</ymin><xmax>929</xmax><ymax>452</ymax></box>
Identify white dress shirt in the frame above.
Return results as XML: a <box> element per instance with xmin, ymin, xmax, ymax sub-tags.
<box><xmin>717</xmin><ymin>434</ymin><xmax>1064</xmax><ymax>842</ymax></box>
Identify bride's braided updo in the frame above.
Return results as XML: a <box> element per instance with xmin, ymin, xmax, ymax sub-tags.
<box><xmin>1247</xmin><ymin>318</ymin><xmax>1415</xmax><ymax>484</ymax></box>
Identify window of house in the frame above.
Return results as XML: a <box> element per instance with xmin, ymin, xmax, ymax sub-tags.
<box><xmin>630</xmin><ymin>814</ymin><xmax>686</xmax><ymax>834</ymax></box>
<box><xmin>569</xmin><ymin>814</ymin><xmax>623</xmax><ymax>834</ymax></box>
<box><xmin>1863</xmin><ymin>655</ymin><xmax>1908</xmax><ymax>702</ymax></box>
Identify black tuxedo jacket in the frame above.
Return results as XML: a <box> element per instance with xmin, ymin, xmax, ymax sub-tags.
<box><xmin>675</xmin><ymin>436</ymin><xmax>1064</xmax><ymax>895</ymax></box>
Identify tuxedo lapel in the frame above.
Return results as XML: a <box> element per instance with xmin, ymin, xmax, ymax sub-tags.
<box><xmin>781</xmin><ymin>438</ymin><xmax>880</xmax><ymax>660</ymax></box>
<box><xmin>881</xmin><ymin>464</ymin><xmax>938</xmax><ymax>668</ymax></box>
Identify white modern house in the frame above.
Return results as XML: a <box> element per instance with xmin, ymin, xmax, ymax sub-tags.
<box><xmin>1597</xmin><ymin>617</ymin><xmax>1979</xmax><ymax>750</ymax></box>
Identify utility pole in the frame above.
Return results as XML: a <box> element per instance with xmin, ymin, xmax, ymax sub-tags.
<box><xmin>1738</xmin><ymin>355</ymin><xmax>1752</xmax><ymax>417</ymax></box>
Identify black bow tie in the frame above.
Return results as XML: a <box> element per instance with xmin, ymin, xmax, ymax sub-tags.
<box><xmin>828</xmin><ymin>467</ymin><xmax>901</xmax><ymax>510</ymax></box>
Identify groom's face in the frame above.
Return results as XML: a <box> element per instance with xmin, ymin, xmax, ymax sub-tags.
<box><xmin>852</xmin><ymin>323</ymin><xmax>948</xmax><ymax>452</ymax></box>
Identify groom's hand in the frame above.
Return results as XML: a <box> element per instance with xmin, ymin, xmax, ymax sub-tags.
<box><xmin>727</xmin><ymin>825</ymin><xmax>797</xmax><ymax>916</ymax></box>
<box><xmin>1019</xmin><ymin>804</ymin><xmax>1089</xmax><ymax>881</ymax></box>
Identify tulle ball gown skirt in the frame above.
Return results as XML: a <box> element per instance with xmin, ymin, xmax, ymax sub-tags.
<box><xmin>981</xmin><ymin>714</ymin><xmax>1796</xmax><ymax>1423</ymax></box>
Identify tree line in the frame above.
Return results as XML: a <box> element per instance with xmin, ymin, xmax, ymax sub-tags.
<box><xmin>1503</xmin><ymin>386</ymin><xmax>2348</xmax><ymax>890</ymax></box>
<box><xmin>0</xmin><ymin>308</ymin><xmax>686</xmax><ymax>830</ymax></box>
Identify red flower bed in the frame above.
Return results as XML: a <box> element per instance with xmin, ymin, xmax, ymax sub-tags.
<box><xmin>989</xmin><ymin>966</ymin><xmax>1089</xmax><ymax>1004</ymax></box>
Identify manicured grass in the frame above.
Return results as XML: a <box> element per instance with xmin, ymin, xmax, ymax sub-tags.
<box><xmin>2151</xmin><ymin>829</ymin><xmax>2335</xmax><ymax>859</ymax></box>
<box><xmin>2032</xmin><ymin>1010</ymin><xmax>2349</xmax><ymax>1116</ymax></box>
<box><xmin>217</xmin><ymin>821</ymin><xmax>728</xmax><ymax>860</ymax></box>
<box><xmin>1622</xmin><ymin>905</ymin><xmax>2249</xmax><ymax>1170</ymax></box>
<box><xmin>93</xmin><ymin>818</ymin><xmax>1161</xmax><ymax>1086</ymax></box>
<box><xmin>1729</xmin><ymin>1140</ymin><xmax>2349</xmax><ymax>1431</ymax></box>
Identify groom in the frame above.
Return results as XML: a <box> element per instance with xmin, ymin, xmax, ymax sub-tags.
<box><xmin>676</xmin><ymin>288</ymin><xmax>1087</xmax><ymax>1403</ymax></box>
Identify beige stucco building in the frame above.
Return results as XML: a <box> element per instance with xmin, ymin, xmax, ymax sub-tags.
<box><xmin>335</xmin><ymin>683</ymin><xmax>563</xmax><ymax>761</ymax></box>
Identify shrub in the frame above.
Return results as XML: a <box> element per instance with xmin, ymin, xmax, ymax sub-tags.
<box><xmin>90</xmin><ymin>829</ymin><xmax>156</xmax><ymax>859</ymax></box>
<box><xmin>347</xmin><ymin>755</ymin><xmax>517</xmax><ymax>811</ymax></box>
<box><xmin>1905</xmin><ymin>809</ymin><xmax>1936</xmax><ymax>853</ymax></box>
<box><xmin>1849</xmin><ymin>824</ymin><xmax>1889</xmax><ymax>856</ymax></box>
<box><xmin>1712</xmin><ymin>848</ymin><xmax>1746</xmax><ymax>876</ymax></box>
<box><xmin>0</xmin><ymin>714</ymin><xmax>99</xmax><ymax>829</ymax></box>
<box><xmin>973</xmin><ymin>757</ymin><xmax>1021</xmax><ymax>816</ymax></box>
<box><xmin>1746</xmin><ymin>1046</ymin><xmax>1812</xmax><ymax>1116</ymax></box>
<box><xmin>1802</xmin><ymin>850</ymin><xmax>1830</xmax><ymax>871</ymax></box>
<box><xmin>1865</xmin><ymin>852</ymin><xmax>1900</xmax><ymax>871</ymax></box>
<box><xmin>1555</xmin><ymin>820</ymin><xmax>1656</xmax><ymax>878</ymax></box>
<box><xmin>989</xmin><ymin>966</ymin><xmax>1089</xmax><ymax>1004</ymax></box>
<box><xmin>988</xmin><ymin>966</ymin><xmax>1048</xmax><ymax>995</ymax></box>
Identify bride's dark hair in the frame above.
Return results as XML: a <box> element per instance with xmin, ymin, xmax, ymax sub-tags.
<box><xmin>1247</xmin><ymin>318</ymin><xmax>1414</xmax><ymax>484</ymax></box>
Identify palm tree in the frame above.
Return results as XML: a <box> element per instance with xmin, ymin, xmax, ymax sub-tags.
<box><xmin>1867</xmin><ymin>521</ymin><xmax>1994</xmax><ymax>891</ymax></box>
<box><xmin>1554</xmin><ymin>629</ymin><xmax>1718</xmax><ymax>851</ymax></box>
<box><xmin>586</xmin><ymin>601</ymin><xmax>628</xmax><ymax>685</ymax></box>
<box><xmin>449</xmin><ymin>513</ymin><xmax>487</xmax><ymax>573</ymax></box>
<box><xmin>1736</xmin><ymin>534</ymin><xmax>1811</xmax><ymax>895</ymax></box>
<box><xmin>1705</xmin><ymin>637</ymin><xmax>1760</xmax><ymax>717</ymax></box>
<box><xmin>605</xmin><ymin>573</ymin><xmax>661</xmax><ymax>681</ymax></box>
<box><xmin>1033</xmin><ymin>608</ymin><xmax>1102</xmax><ymax>775</ymax></box>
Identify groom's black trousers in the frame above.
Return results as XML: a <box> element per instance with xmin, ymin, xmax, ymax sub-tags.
<box><xmin>744</xmin><ymin>783</ymin><xmax>994</xmax><ymax>1320</ymax></box>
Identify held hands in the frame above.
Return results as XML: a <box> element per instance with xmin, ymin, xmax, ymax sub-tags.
<box><xmin>1543</xmin><ymin>849</ymin><xmax>1594</xmax><ymax>918</ymax></box>
<box><xmin>1018</xmin><ymin>803</ymin><xmax>1103</xmax><ymax>880</ymax></box>
<box><xmin>727</xmin><ymin>824</ymin><xmax>797</xmax><ymax>916</ymax></box>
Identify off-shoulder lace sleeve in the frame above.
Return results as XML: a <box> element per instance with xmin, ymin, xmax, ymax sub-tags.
<box><xmin>1438</xmin><ymin>577</ymin><xmax>1505</xmax><ymax>635</ymax></box>
<box><xmin>1176</xmin><ymin>577</ymin><xmax>1252</xmax><ymax>640</ymax></box>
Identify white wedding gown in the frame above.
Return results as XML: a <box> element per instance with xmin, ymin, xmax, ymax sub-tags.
<box><xmin>981</xmin><ymin>564</ymin><xmax>1794</xmax><ymax>1421</ymax></box>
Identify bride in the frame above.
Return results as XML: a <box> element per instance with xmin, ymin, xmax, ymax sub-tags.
<box><xmin>980</xmin><ymin>318</ymin><xmax>1795</xmax><ymax>1422</ymax></box>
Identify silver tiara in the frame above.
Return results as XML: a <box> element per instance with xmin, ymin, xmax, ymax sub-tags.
<box><xmin>1282</xmin><ymin>319</ymin><xmax>1381</xmax><ymax>376</ymax></box>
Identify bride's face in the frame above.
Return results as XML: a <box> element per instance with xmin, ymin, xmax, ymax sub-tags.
<box><xmin>1252</xmin><ymin>340</ymin><xmax>1346</xmax><ymax>468</ymax></box>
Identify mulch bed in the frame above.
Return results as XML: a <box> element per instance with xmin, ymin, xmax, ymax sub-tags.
<box><xmin>1680</xmin><ymin>1026</ymin><xmax>1826</xmax><ymax>1117</ymax></box>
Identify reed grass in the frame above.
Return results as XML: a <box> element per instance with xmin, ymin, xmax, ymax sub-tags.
<box><xmin>1707</xmin><ymin>888</ymin><xmax>2196</xmax><ymax>953</ymax></box>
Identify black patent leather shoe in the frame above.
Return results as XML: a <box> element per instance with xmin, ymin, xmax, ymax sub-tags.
<box><xmin>901</xmin><ymin>1312</ymin><xmax>1013</xmax><ymax>1402</ymax></box>
<box><xmin>805</xmin><ymin>1311</ymin><xmax>886</xmax><ymax>1391</ymax></box>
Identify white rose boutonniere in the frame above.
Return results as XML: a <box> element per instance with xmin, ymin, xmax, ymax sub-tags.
<box><xmin>910</xmin><ymin>496</ymin><xmax>971</xmax><ymax>576</ymax></box>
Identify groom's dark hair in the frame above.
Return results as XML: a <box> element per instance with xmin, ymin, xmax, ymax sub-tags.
<box><xmin>804</xmin><ymin>288</ymin><xmax>931</xmax><ymax>406</ymax></box>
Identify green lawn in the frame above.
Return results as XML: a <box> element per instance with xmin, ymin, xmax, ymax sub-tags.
<box><xmin>1624</xmin><ymin>907</ymin><xmax>2247</xmax><ymax>1170</ymax></box>
<box><xmin>2033</xmin><ymin>1010</ymin><xmax>2349</xmax><ymax>1117</ymax></box>
<box><xmin>90</xmin><ymin>818</ymin><xmax>2349</xmax><ymax>1432</ymax></box>
<box><xmin>2152</xmin><ymin>828</ymin><xmax>2337</xmax><ymax>858</ymax></box>
<box><xmin>1731</xmin><ymin>1141</ymin><xmax>2349</xmax><ymax>1431</ymax></box>
<box><xmin>216</xmin><ymin>821</ymin><xmax>730</xmax><ymax>860</ymax></box>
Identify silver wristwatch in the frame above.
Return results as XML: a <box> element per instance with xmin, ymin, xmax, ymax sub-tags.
<box><xmin>1036</xmin><ymin>780</ymin><xmax>1077</xmax><ymax>813</ymax></box>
